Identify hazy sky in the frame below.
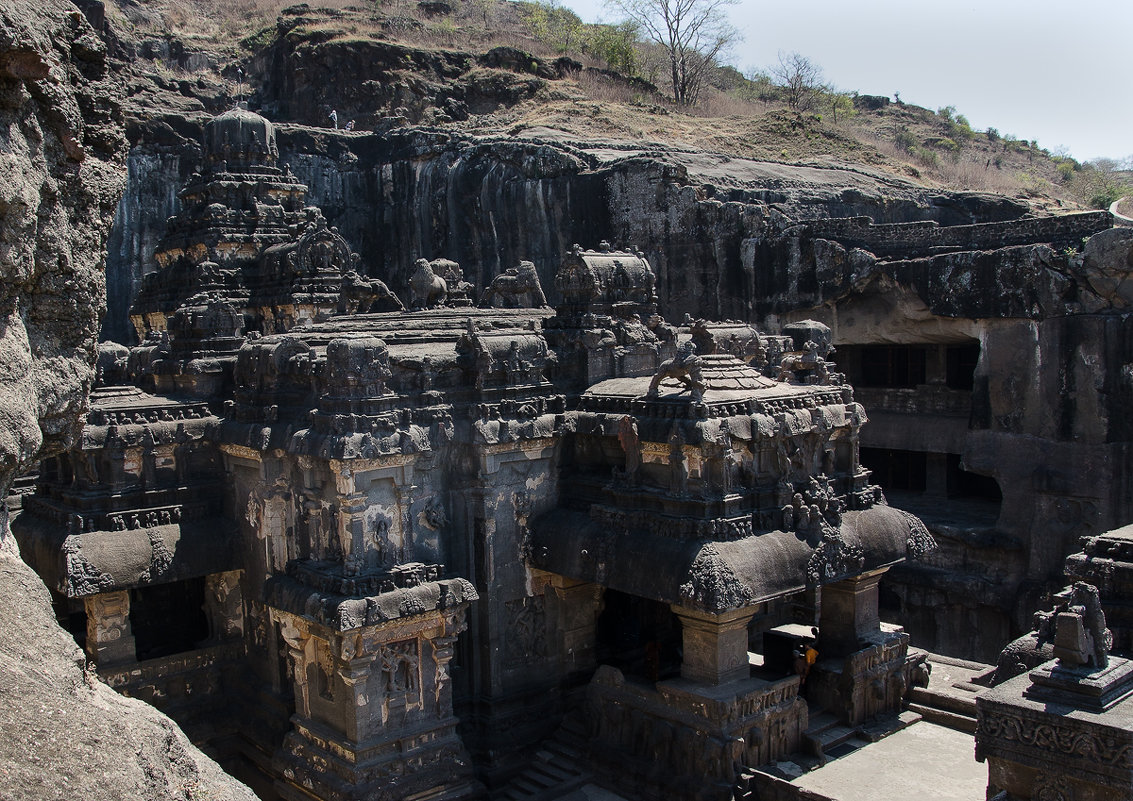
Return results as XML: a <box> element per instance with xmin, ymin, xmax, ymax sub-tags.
<box><xmin>562</xmin><ymin>0</ymin><xmax>1132</xmax><ymax>162</ymax></box>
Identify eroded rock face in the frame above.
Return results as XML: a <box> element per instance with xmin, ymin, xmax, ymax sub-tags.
<box><xmin>0</xmin><ymin>2</ymin><xmax>255</xmax><ymax>799</ymax></box>
<box><xmin>0</xmin><ymin>0</ymin><xmax>124</xmax><ymax>502</ymax></box>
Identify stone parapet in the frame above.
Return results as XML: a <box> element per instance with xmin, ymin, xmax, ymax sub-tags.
<box><xmin>582</xmin><ymin>665</ymin><xmax>806</xmax><ymax>801</ymax></box>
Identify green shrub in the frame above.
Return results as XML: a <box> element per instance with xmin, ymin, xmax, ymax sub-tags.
<box><xmin>893</xmin><ymin>125</ymin><xmax>916</xmax><ymax>152</ymax></box>
<box><xmin>912</xmin><ymin>146</ymin><xmax>938</xmax><ymax>167</ymax></box>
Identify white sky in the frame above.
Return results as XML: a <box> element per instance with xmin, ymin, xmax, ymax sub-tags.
<box><xmin>561</xmin><ymin>0</ymin><xmax>1133</xmax><ymax>162</ymax></box>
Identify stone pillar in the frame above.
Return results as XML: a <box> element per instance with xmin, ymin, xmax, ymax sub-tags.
<box><xmin>818</xmin><ymin>568</ymin><xmax>887</xmax><ymax>657</ymax></box>
<box><xmin>335</xmin><ymin>657</ymin><xmax>371</xmax><ymax>741</ymax></box>
<box><xmin>925</xmin><ymin>452</ymin><xmax>949</xmax><ymax>498</ymax></box>
<box><xmin>203</xmin><ymin>570</ymin><xmax>244</xmax><ymax>643</ymax></box>
<box><xmin>925</xmin><ymin>344</ymin><xmax>947</xmax><ymax>385</ymax></box>
<box><xmin>671</xmin><ymin>605</ymin><xmax>757</xmax><ymax>686</ymax></box>
<box><xmin>84</xmin><ymin>590</ymin><xmax>135</xmax><ymax>665</ymax></box>
<box><xmin>546</xmin><ymin>575</ymin><xmax>604</xmax><ymax>677</ymax></box>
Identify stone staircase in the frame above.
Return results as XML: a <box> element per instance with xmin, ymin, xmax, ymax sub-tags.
<box><xmin>496</xmin><ymin>714</ymin><xmax>592</xmax><ymax>801</ymax></box>
<box><xmin>904</xmin><ymin>653</ymin><xmax>988</xmax><ymax>734</ymax></box>
<box><xmin>802</xmin><ymin>711</ymin><xmax>872</xmax><ymax>765</ymax></box>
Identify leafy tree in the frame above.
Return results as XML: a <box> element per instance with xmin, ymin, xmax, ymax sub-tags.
<box><xmin>828</xmin><ymin>92</ymin><xmax>853</xmax><ymax>124</ymax></box>
<box><xmin>605</xmin><ymin>0</ymin><xmax>740</xmax><ymax>106</ymax></box>
<box><xmin>587</xmin><ymin>20</ymin><xmax>640</xmax><ymax>75</ymax></box>
<box><xmin>525</xmin><ymin>1</ymin><xmax>585</xmax><ymax>54</ymax></box>
<box><xmin>1076</xmin><ymin>158</ymin><xmax>1133</xmax><ymax>209</ymax></box>
<box><xmin>770</xmin><ymin>51</ymin><xmax>827</xmax><ymax>111</ymax></box>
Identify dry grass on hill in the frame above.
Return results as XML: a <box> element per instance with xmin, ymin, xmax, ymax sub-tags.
<box><xmin>109</xmin><ymin>0</ymin><xmax>1092</xmax><ymax>211</ymax></box>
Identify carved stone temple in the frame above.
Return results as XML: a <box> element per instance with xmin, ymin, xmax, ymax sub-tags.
<box><xmin>15</xmin><ymin>105</ymin><xmax>1132</xmax><ymax>801</ymax></box>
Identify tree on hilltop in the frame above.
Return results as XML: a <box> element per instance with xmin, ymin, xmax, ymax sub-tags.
<box><xmin>604</xmin><ymin>0</ymin><xmax>740</xmax><ymax>105</ymax></box>
<box><xmin>770</xmin><ymin>51</ymin><xmax>827</xmax><ymax>111</ymax></box>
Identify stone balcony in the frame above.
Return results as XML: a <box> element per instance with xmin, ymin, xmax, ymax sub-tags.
<box><xmin>853</xmin><ymin>385</ymin><xmax>971</xmax><ymax>418</ymax></box>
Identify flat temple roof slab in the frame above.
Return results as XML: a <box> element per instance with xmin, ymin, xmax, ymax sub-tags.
<box><xmin>790</xmin><ymin>721</ymin><xmax>986</xmax><ymax>801</ymax></box>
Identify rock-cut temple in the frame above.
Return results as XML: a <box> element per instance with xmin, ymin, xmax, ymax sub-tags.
<box><xmin>14</xmin><ymin>107</ymin><xmax>1133</xmax><ymax>801</ymax></box>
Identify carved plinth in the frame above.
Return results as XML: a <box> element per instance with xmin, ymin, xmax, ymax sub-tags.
<box><xmin>275</xmin><ymin>716</ymin><xmax>480</xmax><ymax>801</ymax></box>
<box><xmin>1026</xmin><ymin>656</ymin><xmax>1133</xmax><ymax>712</ymax></box>
<box><xmin>977</xmin><ymin>660</ymin><xmax>1133</xmax><ymax>801</ymax></box>
<box><xmin>267</xmin><ymin>577</ymin><xmax>481</xmax><ymax>801</ymax></box>
<box><xmin>808</xmin><ymin>625</ymin><xmax>910</xmax><ymax>726</ymax></box>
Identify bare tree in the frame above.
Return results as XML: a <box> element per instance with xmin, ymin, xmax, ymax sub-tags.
<box><xmin>771</xmin><ymin>51</ymin><xmax>827</xmax><ymax>111</ymax></box>
<box><xmin>605</xmin><ymin>0</ymin><xmax>740</xmax><ymax>106</ymax></box>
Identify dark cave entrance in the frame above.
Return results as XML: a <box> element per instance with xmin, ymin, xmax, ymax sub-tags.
<box><xmin>595</xmin><ymin>589</ymin><xmax>682</xmax><ymax>683</ymax></box>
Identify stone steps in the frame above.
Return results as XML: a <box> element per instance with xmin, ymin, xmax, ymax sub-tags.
<box><xmin>803</xmin><ymin>710</ymin><xmax>860</xmax><ymax>765</ymax></box>
<box><xmin>906</xmin><ymin>701</ymin><xmax>978</xmax><ymax>734</ymax></box>
<box><xmin>906</xmin><ymin>666</ymin><xmax>983</xmax><ymax>734</ymax></box>
<box><xmin>496</xmin><ymin>716</ymin><xmax>591</xmax><ymax>801</ymax></box>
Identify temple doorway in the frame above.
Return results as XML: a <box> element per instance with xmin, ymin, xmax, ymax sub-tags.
<box><xmin>595</xmin><ymin>589</ymin><xmax>681</xmax><ymax>683</ymax></box>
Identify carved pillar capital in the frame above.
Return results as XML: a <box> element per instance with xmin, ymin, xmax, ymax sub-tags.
<box><xmin>671</xmin><ymin>604</ymin><xmax>758</xmax><ymax>686</ymax></box>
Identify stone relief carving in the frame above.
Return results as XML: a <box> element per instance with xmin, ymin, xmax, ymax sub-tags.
<box><xmin>1033</xmin><ymin>772</ymin><xmax>1074</xmax><ymax>801</ymax></box>
<box><xmin>323</xmin><ymin>336</ymin><xmax>393</xmax><ymax>399</ymax></box>
<box><xmin>679</xmin><ymin>544</ymin><xmax>757</xmax><ymax>611</ymax></box>
<box><xmin>978</xmin><ymin>712</ymin><xmax>1132</xmax><ymax>767</ymax></box>
<box><xmin>380</xmin><ymin>639</ymin><xmax>420</xmax><ymax>696</ymax></box>
<box><xmin>806</xmin><ymin>524</ymin><xmax>865</xmax><ymax>585</ymax></box>
<box><xmin>504</xmin><ymin>596</ymin><xmax>547</xmax><ymax>666</ymax></box>
<box><xmin>617</xmin><ymin>415</ymin><xmax>640</xmax><ymax>484</ymax></box>
<box><xmin>667</xmin><ymin>426</ymin><xmax>689</xmax><ymax>497</ymax></box>
<box><xmin>897</xmin><ymin>508</ymin><xmax>937</xmax><ymax>560</ymax></box>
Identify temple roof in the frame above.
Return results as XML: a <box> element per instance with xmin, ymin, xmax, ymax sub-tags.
<box><xmin>14</xmin><ymin>516</ymin><xmax>239</xmax><ymax>598</ymax></box>
<box><xmin>586</xmin><ymin>353</ymin><xmax>779</xmax><ymax>401</ymax></box>
<box><xmin>530</xmin><ymin>504</ymin><xmax>932</xmax><ymax>614</ymax></box>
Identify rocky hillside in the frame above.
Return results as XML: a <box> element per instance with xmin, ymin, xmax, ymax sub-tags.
<box><xmin>0</xmin><ymin>0</ymin><xmax>256</xmax><ymax>798</ymax></box>
<box><xmin>103</xmin><ymin>0</ymin><xmax>1105</xmax><ymax>211</ymax></box>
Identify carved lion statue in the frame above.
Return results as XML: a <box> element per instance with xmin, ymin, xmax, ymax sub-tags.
<box><xmin>409</xmin><ymin>258</ymin><xmax>447</xmax><ymax>310</ymax></box>
<box><xmin>646</xmin><ymin>340</ymin><xmax>706</xmax><ymax>401</ymax></box>
<box><xmin>337</xmin><ymin>270</ymin><xmax>404</xmax><ymax>314</ymax></box>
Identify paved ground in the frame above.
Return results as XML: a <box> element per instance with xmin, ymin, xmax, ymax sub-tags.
<box><xmin>790</xmin><ymin>721</ymin><xmax>986</xmax><ymax>801</ymax></box>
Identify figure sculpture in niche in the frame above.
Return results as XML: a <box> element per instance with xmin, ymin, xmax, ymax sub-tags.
<box><xmin>668</xmin><ymin>426</ymin><xmax>689</xmax><ymax>497</ymax></box>
<box><xmin>618</xmin><ymin>415</ymin><xmax>641</xmax><ymax>484</ymax></box>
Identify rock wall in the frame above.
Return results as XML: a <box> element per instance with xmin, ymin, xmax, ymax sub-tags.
<box><xmin>0</xmin><ymin>2</ymin><xmax>255</xmax><ymax>799</ymax></box>
<box><xmin>104</xmin><ymin>119</ymin><xmax>1035</xmax><ymax>343</ymax></box>
<box><xmin>773</xmin><ymin>227</ymin><xmax>1133</xmax><ymax>661</ymax></box>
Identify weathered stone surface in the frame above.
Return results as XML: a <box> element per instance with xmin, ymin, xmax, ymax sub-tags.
<box><xmin>102</xmin><ymin>119</ymin><xmax>1039</xmax><ymax>343</ymax></box>
<box><xmin>0</xmin><ymin>0</ymin><xmax>123</xmax><ymax>498</ymax></box>
<box><xmin>0</xmin><ymin>3</ymin><xmax>255</xmax><ymax>799</ymax></box>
